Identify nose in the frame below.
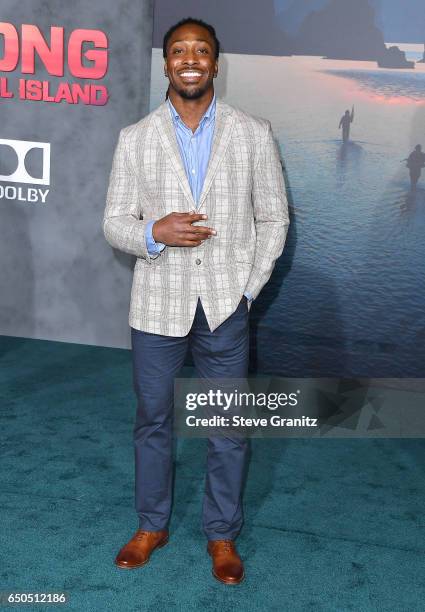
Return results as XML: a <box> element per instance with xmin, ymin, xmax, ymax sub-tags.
<box><xmin>183</xmin><ymin>49</ymin><xmax>199</xmax><ymax>65</ymax></box>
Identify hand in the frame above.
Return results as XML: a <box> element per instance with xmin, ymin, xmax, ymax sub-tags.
<box><xmin>152</xmin><ymin>212</ymin><xmax>216</xmax><ymax>247</ymax></box>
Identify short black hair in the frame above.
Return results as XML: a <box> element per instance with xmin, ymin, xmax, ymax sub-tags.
<box><xmin>162</xmin><ymin>17</ymin><xmax>220</xmax><ymax>60</ymax></box>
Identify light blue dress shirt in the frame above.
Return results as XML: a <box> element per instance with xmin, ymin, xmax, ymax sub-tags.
<box><xmin>145</xmin><ymin>93</ymin><xmax>253</xmax><ymax>302</ymax></box>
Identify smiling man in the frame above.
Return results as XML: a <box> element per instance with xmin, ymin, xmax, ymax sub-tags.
<box><xmin>103</xmin><ymin>17</ymin><xmax>290</xmax><ymax>584</ymax></box>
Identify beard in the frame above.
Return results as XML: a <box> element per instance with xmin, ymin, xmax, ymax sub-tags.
<box><xmin>172</xmin><ymin>80</ymin><xmax>211</xmax><ymax>100</ymax></box>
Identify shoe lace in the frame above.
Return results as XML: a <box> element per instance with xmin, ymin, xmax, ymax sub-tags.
<box><xmin>221</xmin><ymin>539</ymin><xmax>233</xmax><ymax>553</ymax></box>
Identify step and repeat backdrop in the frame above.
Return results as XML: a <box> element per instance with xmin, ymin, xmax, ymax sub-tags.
<box><xmin>0</xmin><ymin>0</ymin><xmax>153</xmax><ymax>348</ymax></box>
<box><xmin>2</xmin><ymin>0</ymin><xmax>425</xmax><ymax>378</ymax></box>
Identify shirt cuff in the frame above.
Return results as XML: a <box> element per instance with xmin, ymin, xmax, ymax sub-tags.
<box><xmin>244</xmin><ymin>291</ymin><xmax>254</xmax><ymax>302</ymax></box>
<box><xmin>145</xmin><ymin>220</ymin><xmax>166</xmax><ymax>256</ymax></box>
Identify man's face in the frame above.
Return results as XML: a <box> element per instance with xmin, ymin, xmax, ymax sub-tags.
<box><xmin>164</xmin><ymin>24</ymin><xmax>218</xmax><ymax>100</ymax></box>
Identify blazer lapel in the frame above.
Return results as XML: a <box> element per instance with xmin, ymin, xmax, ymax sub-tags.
<box><xmin>153</xmin><ymin>97</ymin><xmax>235</xmax><ymax>211</ymax></box>
<box><xmin>197</xmin><ymin>99</ymin><xmax>234</xmax><ymax>210</ymax></box>
<box><xmin>154</xmin><ymin>101</ymin><xmax>196</xmax><ymax>210</ymax></box>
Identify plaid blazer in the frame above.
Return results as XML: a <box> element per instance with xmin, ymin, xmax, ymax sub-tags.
<box><xmin>103</xmin><ymin>97</ymin><xmax>290</xmax><ymax>336</ymax></box>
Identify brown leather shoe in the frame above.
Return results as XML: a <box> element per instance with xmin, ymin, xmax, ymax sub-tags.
<box><xmin>207</xmin><ymin>539</ymin><xmax>245</xmax><ymax>584</ymax></box>
<box><xmin>114</xmin><ymin>529</ymin><xmax>169</xmax><ymax>569</ymax></box>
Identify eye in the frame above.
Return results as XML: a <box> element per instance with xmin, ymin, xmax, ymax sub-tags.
<box><xmin>172</xmin><ymin>48</ymin><xmax>182</xmax><ymax>54</ymax></box>
<box><xmin>198</xmin><ymin>48</ymin><xmax>209</xmax><ymax>53</ymax></box>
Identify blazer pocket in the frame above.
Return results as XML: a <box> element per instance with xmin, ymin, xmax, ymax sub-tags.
<box><xmin>232</xmin><ymin>245</ymin><xmax>254</xmax><ymax>264</ymax></box>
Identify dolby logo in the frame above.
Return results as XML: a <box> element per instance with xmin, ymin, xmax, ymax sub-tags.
<box><xmin>0</xmin><ymin>138</ymin><xmax>50</xmax><ymax>203</ymax></box>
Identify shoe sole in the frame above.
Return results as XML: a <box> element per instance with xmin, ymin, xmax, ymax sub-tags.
<box><xmin>114</xmin><ymin>537</ymin><xmax>169</xmax><ymax>570</ymax></box>
<box><xmin>211</xmin><ymin>569</ymin><xmax>245</xmax><ymax>585</ymax></box>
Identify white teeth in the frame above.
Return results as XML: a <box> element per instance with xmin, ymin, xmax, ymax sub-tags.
<box><xmin>180</xmin><ymin>72</ymin><xmax>202</xmax><ymax>77</ymax></box>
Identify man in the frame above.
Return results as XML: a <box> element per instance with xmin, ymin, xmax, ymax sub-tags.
<box><xmin>339</xmin><ymin>105</ymin><xmax>354</xmax><ymax>143</ymax></box>
<box><xmin>103</xmin><ymin>17</ymin><xmax>289</xmax><ymax>584</ymax></box>
<box><xmin>406</xmin><ymin>144</ymin><xmax>425</xmax><ymax>190</ymax></box>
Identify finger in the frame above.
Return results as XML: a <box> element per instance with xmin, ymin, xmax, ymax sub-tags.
<box><xmin>183</xmin><ymin>223</ymin><xmax>217</xmax><ymax>234</ymax></box>
<box><xmin>175</xmin><ymin>211</ymin><xmax>206</xmax><ymax>218</ymax></box>
<box><xmin>183</xmin><ymin>227</ymin><xmax>217</xmax><ymax>239</ymax></box>
<box><xmin>178</xmin><ymin>239</ymin><xmax>204</xmax><ymax>247</ymax></box>
<box><xmin>171</xmin><ymin>211</ymin><xmax>204</xmax><ymax>217</ymax></box>
<box><xmin>187</xmin><ymin>212</ymin><xmax>208</xmax><ymax>221</ymax></box>
<box><xmin>181</xmin><ymin>232</ymin><xmax>210</xmax><ymax>241</ymax></box>
<box><xmin>188</xmin><ymin>225</ymin><xmax>217</xmax><ymax>236</ymax></box>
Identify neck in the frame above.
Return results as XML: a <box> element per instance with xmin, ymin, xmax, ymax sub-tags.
<box><xmin>168</xmin><ymin>88</ymin><xmax>214</xmax><ymax>128</ymax></box>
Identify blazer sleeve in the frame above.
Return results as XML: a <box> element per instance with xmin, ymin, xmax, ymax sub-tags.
<box><xmin>103</xmin><ymin>128</ymin><xmax>155</xmax><ymax>263</ymax></box>
<box><xmin>244</xmin><ymin>121</ymin><xmax>290</xmax><ymax>300</ymax></box>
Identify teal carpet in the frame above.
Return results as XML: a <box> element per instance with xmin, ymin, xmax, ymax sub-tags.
<box><xmin>1</xmin><ymin>335</ymin><xmax>424</xmax><ymax>612</ymax></box>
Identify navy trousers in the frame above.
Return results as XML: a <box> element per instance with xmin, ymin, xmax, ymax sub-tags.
<box><xmin>131</xmin><ymin>297</ymin><xmax>250</xmax><ymax>541</ymax></box>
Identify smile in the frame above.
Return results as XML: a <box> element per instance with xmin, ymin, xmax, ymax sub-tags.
<box><xmin>179</xmin><ymin>71</ymin><xmax>203</xmax><ymax>79</ymax></box>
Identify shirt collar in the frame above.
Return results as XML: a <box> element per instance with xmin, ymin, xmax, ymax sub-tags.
<box><xmin>167</xmin><ymin>93</ymin><xmax>216</xmax><ymax>127</ymax></box>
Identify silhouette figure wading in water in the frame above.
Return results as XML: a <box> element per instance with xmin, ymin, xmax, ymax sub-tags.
<box><xmin>404</xmin><ymin>144</ymin><xmax>425</xmax><ymax>190</ymax></box>
<box><xmin>339</xmin><ymin>105</ymin><xmax>354</xmax><ymax>143</ymax></box>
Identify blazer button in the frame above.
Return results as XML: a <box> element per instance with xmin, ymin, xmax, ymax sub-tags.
<box><xmin>195</xmin><ymin>258</ymin><xmax>202</xmax><ymax>265</ymax></box>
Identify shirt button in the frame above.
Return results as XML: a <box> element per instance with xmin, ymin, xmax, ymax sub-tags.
<box><xmin>195</xmin><ymin>258</ymin><xmax>202</xmax><ymax>265</ymax></box>
<box><xmin>191</xmin><ymin>169</ymin><xmax>195</xmax><ymax>174</ymax></box>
